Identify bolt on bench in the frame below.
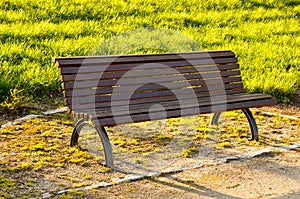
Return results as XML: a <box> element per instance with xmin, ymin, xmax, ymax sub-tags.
<box><xmin>53</xmin><ymin>50</ymin><xmax>276</xmax><ymax>167</ymax></box>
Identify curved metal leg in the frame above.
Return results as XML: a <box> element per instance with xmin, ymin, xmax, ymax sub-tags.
<box><xmin>95</xmin><ymin>126</ymin><xmax>113</xmax><ymax>167</ymax></box>
<box><xmin>70</xmin><ymin>119</ymin><xmax>114</xmax><ymax>167</ymax></box>
<box><xmin>210</xmin><ymin>112</ymin><xmax>222</xmax><ymax>126</ymax></box>
<box><xmin>70</xmin><ymin>118</ymin><xmax>85</xmax><ymax>146</ymax></box>
<box><xmin>242</xmin><ymin>109</ymin><xmax>259</xmax><ymax>141</ymax></box>
<box><xmin>210</xmin><ymin>109</ymin><xmax>259</xmax><ymax>141</ymax></box>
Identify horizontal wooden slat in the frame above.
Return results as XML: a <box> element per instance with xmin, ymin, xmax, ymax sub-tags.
<box><xmin>69</xmin><ymin>89</ymin><xmax>246</xmax><ymax>112</ymax></box>
<box><xmin>61</xmin><ymin>63</ymin><xmax>239</xmax><ymax>82</ymax></box>
<box><xmin>63</xmin><ymin>77</ymin><xmax>243</xmax><ymax>98</ymax></box>
<box><xmin>64</xmin><ymin>80</ymin><xmax>243</xmax><ymax>99</ymax></box>
<box><xmin>67</xmin><ymin>83</ymin><xmax>245</xmax><ymax>105</ymax></box>
<box><xmin>93</xmin><ymin>93</ymin><xmax>272</xmax><ymax>118</ymax></box>
<box><xmin>59</xmin><ymin>58</ymin><xmax>237</xmax><ymax>77</ymax></box>
<box><xmin>54</xmin><ymin>50</ymin><xmax>235</xmax><ymax>66</ymax></box>
<box><xmin>62</xmin><ymin>70</ymin><xmax>241</xmax><ymax>90</ymax></box>
<box><xmin>59</xmin><ymin>57</ymin><xmax>237</xmax><ymax>76</ymax></box>
<box><xmin>89</xmin><ymin>95</ymin><xmax>276</xmax><ymax>127</ymax></box>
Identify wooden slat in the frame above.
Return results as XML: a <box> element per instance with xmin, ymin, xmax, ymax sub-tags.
<box><xmin>61</xmin><ymin>63</ymin><xmax>239</xmax><ymax>82</ymax></box>
<box><xmin>53</xmin><ymin>50</ymin><xmax>235</xmax><ymax>66</ymax></box>
<box><xmin>67</xmin><ymin>83</ymin><xmax>244</xmax><ymax>105</ymax></box>
<box><xmin>64</xmin><ymin>80</ymin><xmax>244</xmax><ymax>99</ymax></box>
<box><xmin>62</xmin><ymin>70</ymin><xmax>241</xmax><ymax>90</ymax></box>
<box><xmin>59</xmin><ymin>58</ymin><xmax>238</xmax><ymax>78</ymax></box>
<box><xmin>63</xmin><ymin>78</ymin><xmax>243</xmax><ymax>98</ymax></box>
<box><xmin>92</xmin><ymin>93</ymin><xmax>273</xmax><ymax>118</ymax></box>
<box><xmin>94</xmin><ymin>96</ymin><xmax>275</xmax><ymax>124</ymax></box>
<box><xmin>91</xmin><ymin>96</ymin><xmax>276</xmax><ymax>127</ymax></box>
<box><xmin>59</xmin><ymin>57</ymin><xmax>237</xmax><ymax>75</ymax></box>
<box><xmin>65</xmin><ymin>78</ymin><xmax>246</xmax><ymax>108</ymax></box>
<box><xmin>69</xmin><ymin>89</ymin><xmax>246</xmax><ymax>112</ymax></box>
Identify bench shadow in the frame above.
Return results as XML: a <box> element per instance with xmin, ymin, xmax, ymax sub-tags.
<box><xmin>148</xmin><ymin>175</ymin><xmax>242</xmax><ymax>199</ymax></box>
<box><xmin>249</xmin><ymin>158</ymin><xmax>300</xmax><ymax>181</ymax></box>
<box><xmin>143</xmin><ymin>149</ymin><xmax>299</xmax><ymax>199</ymax></box>
<box><xmin>270</xmin><ymin>191</ymin><xmax>300</xmax><ymax>199</ymax></box>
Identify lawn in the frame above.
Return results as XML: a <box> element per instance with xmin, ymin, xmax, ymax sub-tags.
<box><xmin>0</xmin><ymin>0</ymin><xmax>299</xmax><ymax>106</ymax></box>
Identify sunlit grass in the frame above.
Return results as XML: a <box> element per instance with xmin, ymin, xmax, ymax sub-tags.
<box><xmin>0</xmin><ymin>0</ymin><xmax>299</xmax><ymax>103</ymax></box>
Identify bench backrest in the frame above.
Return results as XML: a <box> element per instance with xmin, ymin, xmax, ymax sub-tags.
<box><xmin>53</xmin><ymin>50</ymin><xmax>246</xmax><ymax>113</ymax></box>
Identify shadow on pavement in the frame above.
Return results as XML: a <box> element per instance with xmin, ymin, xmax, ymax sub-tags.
<box><xmin>149</xmin><ymin>175</ymin><xmax>242</xmax><ymax>199</ymax></box>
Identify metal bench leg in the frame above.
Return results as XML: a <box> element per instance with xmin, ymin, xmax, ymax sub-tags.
<box><xmin>210</xmin><ymin>112</ymin><xmax>222</xmax><ymax>126</ymax></box>
<box><xmin>70</xmin><ymin>119</ymin><xmax>114</xmax><ymax>167</ymax></box>
<box><xmin>210</xmin><ymin>109</ymin><xmax>259</xmax><ymax>141</ymax></box>
<box><xmin>242</xmin><ymin>108</ymin><xmax>259</xmax><ymax>141</ymax></box>
<box><xmin>70</xmin><ymin>118</ymin><xmax>85</xmax><ymax>146</ymax></box>
<box><xmin>95</xmin><ymin>126</ymin><xmax>114</xmax><ymax>167</ymax></box>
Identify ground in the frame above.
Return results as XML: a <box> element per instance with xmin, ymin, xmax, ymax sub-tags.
<box><xmin>88</xmin><ymin>150</ymin><xmax>300</xmax><ymax>199</ymax></box>
<box><xmin>0</xmin><ymin>101</ymin><xmax>299</xmax><ymax>198</ymax></box>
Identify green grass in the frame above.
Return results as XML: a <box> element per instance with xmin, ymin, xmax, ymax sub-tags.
<box><xmin>0</xmin><ymin>0</ymin><xmax>299</xmax><ymax>103</ymax></box>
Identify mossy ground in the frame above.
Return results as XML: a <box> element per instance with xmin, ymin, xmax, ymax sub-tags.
<box><xmin>0</xmin><ymin>107</ymin><xmax>299</xmax><ymax>198</ymax></box>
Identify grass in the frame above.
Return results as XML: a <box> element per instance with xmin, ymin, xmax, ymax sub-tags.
<box><xmin>182</xmin><ymin>146</ymin><xmax>198</xmax><ymax>157</ymax></box>
<box><xmin>0</xmin><ymin>0</ymin><xmax>299</xmax><ymax>104</ymax></box>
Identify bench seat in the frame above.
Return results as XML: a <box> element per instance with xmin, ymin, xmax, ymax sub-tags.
<box><xmin>72</xmin><ymin>93</ymin><xmax>274</xmax><ymax>127</ymax></box>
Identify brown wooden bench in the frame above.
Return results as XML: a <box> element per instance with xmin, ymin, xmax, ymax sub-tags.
<box><xmin>53</xmin><ymin>50</ymin><xmax>276</xmax><ymax>167</ymax></box>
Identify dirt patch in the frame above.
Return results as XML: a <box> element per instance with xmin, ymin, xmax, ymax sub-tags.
<box><xmin>260</xmin><ymin>104</ymin><xmax>300</xmax><ymax>118</ymax></box>
<box><xmin>85</xmin><ymin>150</ymin><xmax>300</xmax><ymax>199</ymax></box>
<box><xmin>0</xmin><ymin>95</ymin><xmax>64</xmax><ymax>126</ymax></box>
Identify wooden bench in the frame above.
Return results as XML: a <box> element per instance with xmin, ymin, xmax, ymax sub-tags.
<box><xmin>53</xmin><ymin>50</ymin><xmax>276</xmax><ymax>167</ymax></box>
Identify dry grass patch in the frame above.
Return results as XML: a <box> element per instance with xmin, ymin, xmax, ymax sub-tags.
<box><xmin>0</xmin><ymin>109</ymin><xmax>299</xmax><ymax>197</ymax></box>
